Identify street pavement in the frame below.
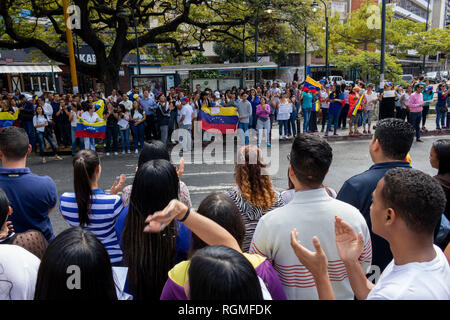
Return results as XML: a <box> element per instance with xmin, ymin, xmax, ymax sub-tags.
<box><xmin>25</xmin><ymin>131</ymin><xmax>450</xmax><ymax>236</ymax></box>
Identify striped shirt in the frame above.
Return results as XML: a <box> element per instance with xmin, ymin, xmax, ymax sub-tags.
<box><xmin>59</xmin><ymin>189</ymin><xmax>124</xmax><ymax>264</ymax></box>
<box><xmin>250</xmin><ymin>188</ymin><xmax>372</xmax><ymax>300</ymax></box>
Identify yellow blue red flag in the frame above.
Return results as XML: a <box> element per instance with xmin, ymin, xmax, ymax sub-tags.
<box><xmin>94</xmin><ymin>99</ymin><xmax>105</xmax><ymax>119</ymax></box>
<box><xmin>352</xmin><ymin>91</ymin><xmax>366</xmax><ymax>116</ymax></box>
<box><xmin>0</xmin><ymin>109</ymin><xmax>20</xmax><ymax>128</ymax></box>
<box><xmin>75</xmin><ymin>117</ymin><xmax>106</xmax><ymax>139</ymax></box>
<box><xmin>199</xmin><ymin>105</ymin><xmax>238</xmax><ymax>134</ymax></box>
<box><xmin>303</xmin><ymin>76</ymin><xmax>322</xmax><ymax>93</ymax></box>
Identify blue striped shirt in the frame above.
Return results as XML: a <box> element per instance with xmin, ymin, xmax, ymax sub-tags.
<box><xmin>60</xmin><ymin>189</ymin><xmax>124</xmax><ymax>264</ymax></box>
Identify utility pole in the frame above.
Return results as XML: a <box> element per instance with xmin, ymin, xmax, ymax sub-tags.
<box><xmin>62</xmin><ymin>0</ymin><xmax>79</xmax><ymax>94</ymax></box>
<box><xmin>379</xmin><ymin>0</ymin><xmax>386</xmax><ymax>91</ymax></box>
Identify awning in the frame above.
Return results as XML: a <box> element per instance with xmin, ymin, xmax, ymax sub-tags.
<box><xmin>159</xmin><ymin>61</ymin><xmax>278</xmax><ymax>72</ymax></box>
<box><xmin>0</xmin><ymin>65</ymin><xmax>63</xmax><ymax>74</ymax></box>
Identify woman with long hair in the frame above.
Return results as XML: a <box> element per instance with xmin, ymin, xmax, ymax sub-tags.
<box><xmin>436</xmin><ymin>83</ymin><xmax>449</xmax><ymax>130</ymax></box>
<box><xmin>34</xmin><ymin>227</ymin><xmax>118</xmax><ymax>300</ymax></box>
<box><xmin>121</xmin><ymin>159</ymin><xmax>179</xmax><ymax>300</ymax></box>
<box><xmin>256</xmin><ymin>97</ymin><xmax>271</xmax><ymax>148</ymax></box>
<box><xmin>0</xmin><ymin>188</ymin><xmax>47</xmax><ymax>259</ymax></box>
<box><xmin>160</xmin><ymin>192</ymin><xmax>286</xmax><ymax>300</ymax></box>
<box><xmin>80</xmin><ymin>102</ymin><xmax>102</xmax><ymax>151</ymax></box>
<box><xmin>59</xmin><ymin>150</ymin><xmax>126</xmax><ymax>265</ymax></box>
<box><xmin>118</xmin><ymin>104</ymin><xmax>131</xmax><ymax>154</ymax></box>
<box><xmin>155</xmin><ymin>94</ymin><xmax>171</xmax><ymax>146</ymax></box>
<box><xmin>33</xmin><ymin>104</ymin><xmax>63</xmax><ymax>163</ymax></box>
<box><xmin>226</xmin><ymin>145</ymin><xmax>285</xmax><ymax>252</ymax></box>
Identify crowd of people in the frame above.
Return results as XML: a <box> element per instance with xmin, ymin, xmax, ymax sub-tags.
<box><xmin>2</xmin><ymin>75</ymin><xmax>448</xmax><ymax>162</ymax></box>
<box><xmin>0</xmin><ymin>115</ymin><xmax>449</xmax><ymax>300</ymax></box>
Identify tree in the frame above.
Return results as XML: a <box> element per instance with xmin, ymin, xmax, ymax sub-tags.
<box><xmin>0</xmin><ymin>0</ymin><xmax>254</xmax><ymax>94</ymax></box>
<box><xmin>189</xmin><ymin>53</ymin><xmax>221</xmax><ymax>79</ymax></box>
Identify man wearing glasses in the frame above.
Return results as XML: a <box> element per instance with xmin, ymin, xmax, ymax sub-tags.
<box><xmin>408</xmin><ymin>83</ymin><xmax>426</xmax><ymax>142</ymax></box>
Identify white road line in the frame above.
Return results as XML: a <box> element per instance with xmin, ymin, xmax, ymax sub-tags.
<box><xmin>182</xmin><ymin>171</ymin><xmax>233</xmax><ymax>176</ymax></box>
<box><xmin>187</xmin><ymin>185</ymin><xmax>232</xmax><ymax>194</ymax></box>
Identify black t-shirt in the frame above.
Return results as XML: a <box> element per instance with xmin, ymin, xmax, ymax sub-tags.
<box><xmin>104</xmin><ymin>107</ymin><xmax>119</xmax><ymax>127</ymax></box>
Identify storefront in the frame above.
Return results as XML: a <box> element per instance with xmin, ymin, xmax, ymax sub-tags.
<box><xmin>0</xmin><ymin>64</ymin><xmax>62</xmax><ymax>94</ymax></box>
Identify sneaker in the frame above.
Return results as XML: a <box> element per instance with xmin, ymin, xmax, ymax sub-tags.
<box><xmin>122</xmin><ymin>151</ymin><xmax>126</xmax><ymax>155</ymax></box>
<box><xmin>54</xmin><ymin>155</ymin><xmax>63</xmax><ymax>160</ymax></box>
<box><xmin>42</xmin><ymin>157</ymin><xmax>46</xmax><ymax>164</ymax></box>
<box><xmin>333</xmin><ymin>132</ymin><xmax>339</xmax><ymax>136</ymax></box>
<box><xmin>324</xmin><ymin>132</ymin><xmax>328</xmax><ymax>136</ymax></box>
<box><xmin>127</xmin><ymin>150</ymin><xmax>131</xmax><ymax>154</ymax></box>
<box><xmin>267</xmin><ymin>143</ymin><xmax>271</xmax><ymax>147</ymax></box>
<box><xmin>106</xmin><ymin>152</ymin><xmax>110</xmax><ymax>156</ymax></box>
<box><xmin>363</xmin><ymin>130</ymin><xmax>367</xmax><ymax>134</ymax></box>
<box><xmin>114</xmin><ymin>152</ymin><xmax>118</xmax><ymax>156</ymax></box>
<box><xmin>417</xmin><ymin>138</ymin><xmax>424</xmax><ymax>142</ymax></box>
<box><xmin>135</xmin><ymin>149</ymin><xmax>139</xmax><ymax>154</ymax></box>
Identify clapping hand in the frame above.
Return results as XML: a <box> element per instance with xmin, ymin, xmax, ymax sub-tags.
<box><xmin>335</xmin><ymin>216</ymin><xmax>364</xmax><ymax>263</ymax></box>
<box><xmin>290</xmin><ymin>228</ymin><xmax>328</xmax><ymax>279</ymax></box>
<box><xmin>109</xmin><ymin>174</ymin><xmax>126</xmax><ymax>195</ymax></box>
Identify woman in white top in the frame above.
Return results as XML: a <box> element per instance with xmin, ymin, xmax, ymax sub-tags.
<box><xmin>81</xmin><ymin>103</ymin><xmax>102</xmax><ymax>151</ymax></box>
<box><xmin>33</xmin><ymin>105</ymin><xmax>63</xmax><ymax>164</ymax></box>
<box><xmin>130</xmin><ymin>100</ymin><xmax>146</xmax><ymax>154</ymax></box>
<box><xmin>118</xmin><ymin>104</ymin><xmax>131</xmax><ymax>154</ymax></box>
<box><xmin>276</xmin><ymin>91</ymin><xmax>293</xmax><ymax>140</ymax></box>
<box><xmin>399</xmin><ymin>85</ymin><xmax>412</xmax><ymax>121</ymax></box>
<box><xmin>69</xmin><ymin>103</ymin><xmax>84</xmax><ymax>156</ymax></box>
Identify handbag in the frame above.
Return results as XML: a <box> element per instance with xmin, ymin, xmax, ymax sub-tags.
<box><xmin>43</xmin><ymin>115</ymin><xmax>53</xmax><ymax>137</ymax></box>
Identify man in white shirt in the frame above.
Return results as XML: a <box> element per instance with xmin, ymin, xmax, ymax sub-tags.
<box><xmin>119</xmin><ymin>94</ymin><xmax>132</xmax><ymax>112</ymax></box>
<box><xmin>291</xmin><ymin>168</ymin><xmax>450</xmax><ymax>300</ymax></box>
<box><xmin>177</xmin><ymin>97</ymin><xmax>193</xmax><ymax>152</ymax></box>
<box><xmin>250</xmin><ymin>134</ymin><xmax>371</xmax><ymax>300</ymax></box>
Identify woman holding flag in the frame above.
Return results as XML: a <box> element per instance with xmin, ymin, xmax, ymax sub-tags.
<box><xmin>347</xmin><ymin>86</ymin><xmax>363</xmax><ymax>136</ymax></box>
<box><xmin>81</xmin><ymin>103</ymin><xmax>103</xmax><ymax>151</ymax></box>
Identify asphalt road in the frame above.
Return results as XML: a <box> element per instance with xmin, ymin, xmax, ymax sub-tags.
<box><xmin>25</xmin><ymin>133</ymin><xmax>450</xmax><ymax>236</ymax></box>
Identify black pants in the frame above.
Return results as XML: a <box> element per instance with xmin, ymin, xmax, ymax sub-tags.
<box><xmin>309</xmin><ymin>111</ymin><xmax>318</xmax><ymax>132</ymax></box>
<box><xmin>145</xmin><ymin>115</ymin><xmax>158</xmax><ymax>141</ymax></box>
<box><xmin>57</xmin><ymin>121</ymin><xmax>71</xmax><ymax>147</ymax></box>
<box><xmin>338</xmin><ymin>104</ymin><xmax>349</xmax><ymax>128</ymax></box>
<box><xmin>105</xmin><ymin>126</ymin><xmax>119</xmax><ymax>152</ymax></box>
<box><xmin>321</xmin><ymin>108</ymin><xmax>329</xmax><ymax>130</ymax></box>
<box><xmin>396</xmin><ymin>108</ymin><xmax>407</xmax><ymax>121</ymax></box>
<box><xmin>422</xmin><ymin>105</ymin><xmax>429</xmax><ymax>127</ymax></box>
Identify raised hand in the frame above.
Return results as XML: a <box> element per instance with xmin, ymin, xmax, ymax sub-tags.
<box><xmin>144</xmin><ymin>199</ymin><xmax>187</xmax><ymax>233</ymax></box>
<box><xmin>290</xmin><ymin>228</ymin><xmax>328</xmax><ymax>279</ymax></box>
<box><xmin>109</xmin><ymin>174</ymin><xmax>126</xmax><ymax>195</ymax></box>
<box><xmin>334</xmin><ymin>216</ymin><xmax>364</xmax><ymax>263</ymax></box>
<box><xmin>176</xmin><ymin>157</ymin><xmax>185</xmax><ymax>178</ymax></box>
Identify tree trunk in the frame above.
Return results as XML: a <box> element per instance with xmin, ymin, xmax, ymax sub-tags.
<box><xmin>98</xmin><ymin>64</ymin><xmax>120</xmax><ymax>96</ymax></box>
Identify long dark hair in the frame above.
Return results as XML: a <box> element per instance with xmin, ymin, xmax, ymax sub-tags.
<box><xmin>188</xmin><ymin>245</ymin><xmax>263</xmax><ymax>300</ymax></box>
<box><xmin>137</xmin><ymin>141</ymin><xmax>170</xmax><ymax>168</ymax></box>
<box><xmin>34</xmin><ymin>227</ymin><xmax>117</xmax><ymax>300</ymax></box>
<box><xmin>73</xmin><ymin>150</ymin><xmax>100</xmax><ymax>226</ymax></box>
<box><xmin>122</xmin><ymin>159</ymin><xmax>179</xmax><ymax>300</ymax></box>
<box><xmin>433</xmin><ymin>139</ymin><xmax>450</xmax><ymax>175</ymax></box>
<box><xmin>0</xmin><ymin>188</ymin><xmax>10</xmax><ymax>226</ymax></box>
<box><xmin>190</xmin><ymin>193</ymin><xmax>245</xmax><ymax>256</ymax></box>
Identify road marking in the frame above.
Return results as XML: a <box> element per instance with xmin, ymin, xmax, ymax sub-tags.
<box><xmin>187</xmin><ymin>185</ymin><xmax>232</xmax><ymax>194</ymax></box>
<box><xmin>182</xmin><ymin>171</ymin><xmax>233</xmax><ymax>176</ymax></box>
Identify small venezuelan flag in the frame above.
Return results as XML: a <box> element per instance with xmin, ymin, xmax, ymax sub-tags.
<box><xmin>94</xmin><ymin>99</ymin><xmax>105</xmax><ymax>119</ymax></box>
<box><xmin>303</xmin><ymin>76</ymin><xmax>322</xmax><ymax>93</ymax></box>
<box><xmin>0</xmin><ymin>109</ymin><xmax>20</xmax><ymax>128</ymax></box>
<box><xmin>75</xmin><ymin>118</ymin><xmax>106</xmax><ymax>139</ymax></box>
<box><xmin>199</xmin><ymin>105</ymin><xmax>239</xmax><ymax>134</ymax></box>
<box><xmin>352</xmin><ymin>91</ymin><xmax>366</xmax><ymax>116</ymax></box>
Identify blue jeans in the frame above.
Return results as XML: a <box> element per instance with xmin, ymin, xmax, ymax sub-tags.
<box><xmin>362</xmin><ymin>110</ymin><xmax>374</xmax><ymax>127</ymax></box>
<box><xmin>120</xmin><ymin>128</ymin><xmax>130</xmax><ymax>152</ymax></box>
<box><xmin>36</xmin><ymin>131</ymin><xmax>57</xmax><ymax>157</ymax></box>
<box><xmin>302</xmin><ymin>108</ymin><xmax>311</xmax><ymax>133</ymax></box>
<box><xmin>131</xmin><ymin>122</ymin><xmax>145</xmax><ymax>150</ymax></box>
<box><xmin>21</xmin><ymin>121</ymin><xmax>35</xmax><ymax>151</ymax></box>
<box><xmin>408</xmin><ymin>112</ymin><xmax>422</xmax><ymax>139</ymax></box>
<box><xmin>238</xmin><ymin>122</ymin><xmax>249</xmax><ymax>145</ymax></box>
<box><xmin>160</xmin><ymin>125</ymin><xmax>168</xmax><ymax>146</ymax></box>
<box><xmin>278</xmin><ymin>119</ymin><xmax>289</xmax><ymax>137</ymax></box>
<box><xmin>326</xmin><ymin>113</ymin><xmax>340</xmax><ymax>134</ymax></box>
<box><xmin>71</xmin><ymin>126</ymin><xmax>84</xmax><ymax>155</ymax></box>
<box><xmin>84</xmin><ymin>137</ymin><xmax>95</xmax><ymax>150</ymax></box>
<box><xmin>288</xmin><ymin>105</ymin><xmax>298</xmax><ymax>136</ymax></box>
<box><xmin>436</xmin><ymin>106</ymin><xmax>446</xmax><ymax>128</ymax></box>
<box><xmin>105</xmin><ymin>125</ymin><xmax>119</xmax><ymax>153</ymax></box>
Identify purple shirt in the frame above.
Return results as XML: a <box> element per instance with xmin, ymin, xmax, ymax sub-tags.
<box><xmin>160</xmin><ymin>255</ymin><xmax>287</xmax><ymax>300</ymax></box>
<box><xmin>256</xmin><ymin>104</ymin><xmax>270</xmax><ymax>119</ymax></box>
<box><xmin>408</xmin><ymin>92</ymin><xmax>423</xmax><ymax>113</ymax></box>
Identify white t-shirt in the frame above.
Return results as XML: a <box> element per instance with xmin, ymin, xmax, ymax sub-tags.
<box><xmin>367</xmin><ymin>245</ymin><xmax>450</xmax><ymax>300</ymax></box>
<box><xmin>70</xmin><ymin>110</ymin><xmax>81</xmax><ymax>127</ymax></box>
<box><xmin>42</xmin><ymin>103</ymin><xmax>53</xmax><ymax>120</ymax></box>
<box><xmin>320</xmin><ymin>90</ymin><xmax>329</xmax><ymax>109</ymax></box>
<box><xmin>365</xmin><ymin>92</ymin><xmax>378</xmax><ymax>111</ymax></box>
<box><xmin>81</xmin><ymin>111</ymin><xmax>101</xmax><ymax>124</ymax></box>
<box><xmin>180</xmin><ymin>104</ymin><xmax>193</xmax><ymax>126</ymax></box>
<box><xmin>33</xmin><ymin>115</ymin><xmax>48</xmax><ymax>133</ymax></box>
<box><xmin>0</xmin><ymin>245</ymin><xmax>40</xmax><ymax>300</ymax></box>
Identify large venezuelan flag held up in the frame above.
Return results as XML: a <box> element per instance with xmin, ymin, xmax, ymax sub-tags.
<box><xmin>199</xmin><ymin>105</ymin><xmax>239</xmax><ymax>134</ymax></box>
<box><xmin>75</xmin><ymin>118</ymin><xmax>106</xmax><ymax>138</ymax></box>
<box><xmin>0</xmin><ymin>109</ymin><xmax>20</xmax><ymax>128</ymax></box>
<box><xmin>303</xmin><ymin>76</ymin><xmax>322</xmax><ymax>93</ymax></box>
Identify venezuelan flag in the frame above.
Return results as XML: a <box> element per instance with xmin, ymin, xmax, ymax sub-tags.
<box><xmin>75</xmin><ymin>118</ymin><xmax>106</xmax><ymax>138</ymax></box>
<box><xmin>352</xmin><ymin>91</ymin><xmax>366</xmax><ymax>116</ymax></box>
<box><xmin>94</xmin><ymin>99</ymin><xmax>105</xmax><ymax>119</ymax></box>
<box><xmin>303</xmin><ymin>76</ymin><xmax>322</xmax><ymax>93</ymax></box>
<box><xmin>0</xmin><ymin>109</ymin><xmax>20</xmax><ymax>128</ymax></box>
<box><xmin>199</xmin><ymin>105</ymin><xmax>238</xmax><ymax>134</ymax></box>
